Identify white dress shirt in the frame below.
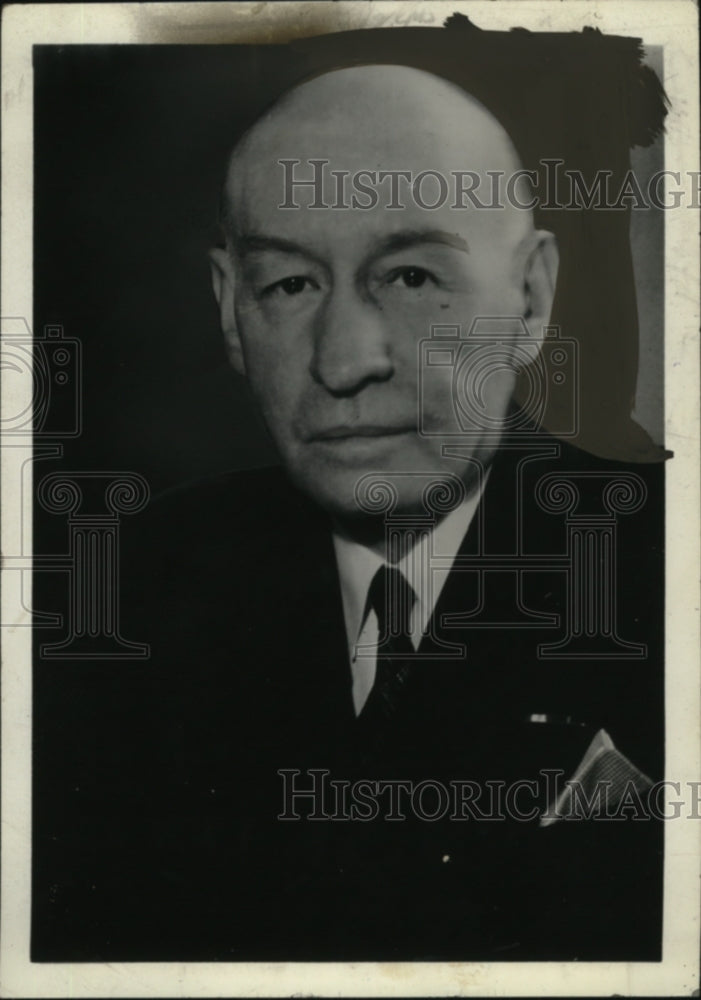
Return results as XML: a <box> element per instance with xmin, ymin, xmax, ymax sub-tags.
<box><xmin>333</xmin><ymin>483</ymin><xmax>486</xmax><ymax>715</ymax></box>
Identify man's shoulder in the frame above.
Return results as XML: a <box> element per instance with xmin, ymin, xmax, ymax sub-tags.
<box><xmin>535</xmin><ymin>434</ymin><xmax>666</xmax><ymax>528</ymax></box>
<box><xmin>147</xmin><ymin>464</ymin><xmax>319</xmax><ymax>531</ymax></box>
<box><xmin>127</xmin><ymin>464</ymin><xmax>328</xmax><ymax>563</ymax></box>
<box><xmin>121</xmin><ymin>464</ymin><xmax>335</xmax><ymax>638</ymax></box>
<box><xmin>504</xmin><ymin>431</ymin><xmax>666</xmax><ymax>478</ymax></box>
<box><xmin>490</xmin><ymin>433</ymin><xmax>665</xmax><ymax>540</ymax></box>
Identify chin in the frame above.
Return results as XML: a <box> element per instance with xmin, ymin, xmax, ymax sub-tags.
<box><xmin>281</xmin><ymin>437</ymin><xmax>486</xmax><ymax>521</ymax></box>
<box><xmin>290</xmin><ymin>463</ymin><xmax>467</xmax><ymax>526</ymax></box>
<box><xmin>288</xmin><ymin>466</ymin><xmax>376</xmax><ymax>520</ymax></box>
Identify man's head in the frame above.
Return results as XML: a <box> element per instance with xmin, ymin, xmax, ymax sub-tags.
<box><xmin>210</xmin><ymin>64</ymin><xmax>558</xmax><ymax>522</ymax></box>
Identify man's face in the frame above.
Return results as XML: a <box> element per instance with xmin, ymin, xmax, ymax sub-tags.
<box><xmin>213</xmin><ymin>67</ymin><xmax>554</xmax><ymax>520</ymax></box>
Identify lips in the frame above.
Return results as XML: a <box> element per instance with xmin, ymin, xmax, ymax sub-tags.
<box><xmin>310</xmin><ymin>424</ymin><xmax>414</xmax><ymax>441</ymax></box>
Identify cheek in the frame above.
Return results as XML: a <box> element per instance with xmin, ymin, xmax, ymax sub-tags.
<box><xmin>451</xmin><ymin>261</ymin><xmax>524</xmax><ymax>315</ymax></box>
<box><xmin>419</xmin><ymin>341</ymin><xmax>519</xmax><ymax>437</ymax></box>
<box><xmin>377</xmin><ymin>299</ymin><xmax>438</xmax><ymax>365</ymax></box>
<box><xmin>236</xmin><ymin>310</ymin><xmax>308</xmax><ymax>411</ymax></box>
<box><xmin>457</xmin><ymin>344</ymin><xmax>518</xmax><ymax>417</ymax></box>
<box><xmin>388</xmin><ymin>286</ymin><xmax>516</xmax><ymax>342</ymax></box>
<box><xmin>381</xmin><ymin>294</ymin><xmax>477</xmax><ymax>374</ymax></box>
<box><xmin>479</xmin><ymin>276</ymin><xmax>525</xmax><ymax>320</ymax></box>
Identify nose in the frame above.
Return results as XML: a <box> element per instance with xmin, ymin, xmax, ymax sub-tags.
<box><xmin>310</xmin><ymin>284</ymin><xmax>394</xmax><ymax>395</ymax></box>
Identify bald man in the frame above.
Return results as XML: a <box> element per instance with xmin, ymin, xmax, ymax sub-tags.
<box><xmin>34</xmin><ymin>64</ymin><xmax>663</xmax><ymax>963</ymax></box>
<box><xmin>210</xmin><ymin>66</ymin><xmax>554</xmax><ymax>521</ymax></box>
<box><xmin>209</xmin><ymin>67</ymin><xmax>563</xmax><ymax>716</ymax></box>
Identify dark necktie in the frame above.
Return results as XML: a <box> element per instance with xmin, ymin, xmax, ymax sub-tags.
<box><xmin>357</xmin><ymin>565</ymin><xmax>417</xmax><ymax>730</ymax></box>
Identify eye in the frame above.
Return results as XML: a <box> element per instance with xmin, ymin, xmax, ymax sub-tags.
<box><xmin>387</xmin><ymin>266</ymin><xmax>435</xmax><ymax>289</ymax></box>
<box><xmin>264</xmin><ymin>275</ymin><xmax>318</xmax><ymax>297</ymax></box>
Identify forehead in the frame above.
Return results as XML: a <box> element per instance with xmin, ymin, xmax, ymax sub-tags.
<box><xmin>226</xmin><ymin>66</ymin><xmax>527</xmax><ymax>253</ymax></box>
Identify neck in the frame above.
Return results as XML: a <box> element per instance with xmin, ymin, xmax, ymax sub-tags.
<box><xmin>331</xmin><ymin>517</ymin><xmax>424</xmax><ymax>563</ymax></box>
<box><xmin>331</xmin><ymin>469</ymin><xmax>487</xmax><ymax>562</ymax></box>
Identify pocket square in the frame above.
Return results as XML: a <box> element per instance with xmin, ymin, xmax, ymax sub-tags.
<box><xmin>540</xmin><ymin>728</ymin><xmax>654</xmax><ymax>827</ymax></box>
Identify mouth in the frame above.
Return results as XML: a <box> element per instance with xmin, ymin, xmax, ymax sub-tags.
<box><xmin>309</xmin><ymin>424</ymin><xmax>415</xmax><ymax>442</ymax></box>
<box><xmin>309</xmin><ymin>424</ymin><xmax>414</xmax><ymax>444</ymax></box>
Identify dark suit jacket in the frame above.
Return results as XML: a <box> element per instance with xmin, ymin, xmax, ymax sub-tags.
<box><xmin>32</xmin><ymin>436</ymin><xmax>664</xmax><ymax>962</ymax></box>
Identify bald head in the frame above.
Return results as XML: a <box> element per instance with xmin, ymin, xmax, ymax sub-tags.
<box><xmin>222</xmin><ymin>64</ymin><xmax>533</xmax><ymax>250</ymax></box>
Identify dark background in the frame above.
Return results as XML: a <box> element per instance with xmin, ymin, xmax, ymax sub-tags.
<box><xmin>34</xmin><ymin>46</ymin><xmax>282</xmax><ymax>495</ymax></box>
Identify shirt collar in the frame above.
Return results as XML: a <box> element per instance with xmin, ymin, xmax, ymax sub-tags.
<box><xmin>332</xmin><ymin>477</ymin><xmax>487</xmax><ymax>652</ymax></box>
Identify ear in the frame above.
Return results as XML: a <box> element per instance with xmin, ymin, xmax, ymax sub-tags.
<box><xmin>520</xmin><ymin>229</ymin><xmax>560</xmax><ymax>359</ymax></box>
<box><xmin>209</xmin><ymin>247</ymin><xmax>246</xmax><ymax>376</ymax></box>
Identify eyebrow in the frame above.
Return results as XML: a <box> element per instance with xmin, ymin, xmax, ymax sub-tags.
<box><xmin>234</xmin><ymin>228</ymin><xmax>469</xmax><ymax>263</ymax></box>
<box><xmin>235</xmin><ymin>234</ymin><xmax>322</xmax><ymax>262</ymax></box>
<box><xmin>371</xmin><ymin>229</ymin><xmax>470</xmax><ymax>257</ymax></box>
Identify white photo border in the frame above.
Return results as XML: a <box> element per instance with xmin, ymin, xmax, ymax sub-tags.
<box><xmin>2</xmin><ymin>2</ymin><xmax>699</xmax><ymax>996</ymax></box>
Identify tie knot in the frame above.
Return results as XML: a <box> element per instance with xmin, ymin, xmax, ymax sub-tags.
<box><xmin>367</xmin><ymin>565</ymin><xmax>416</xmax><ymax>641</ymax></box>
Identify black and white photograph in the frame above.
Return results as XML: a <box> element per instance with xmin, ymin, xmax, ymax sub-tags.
<box><xmin>1</xmin><ymin>2</ymin><xmax>699</xmax><ymax>996</ymax></box>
